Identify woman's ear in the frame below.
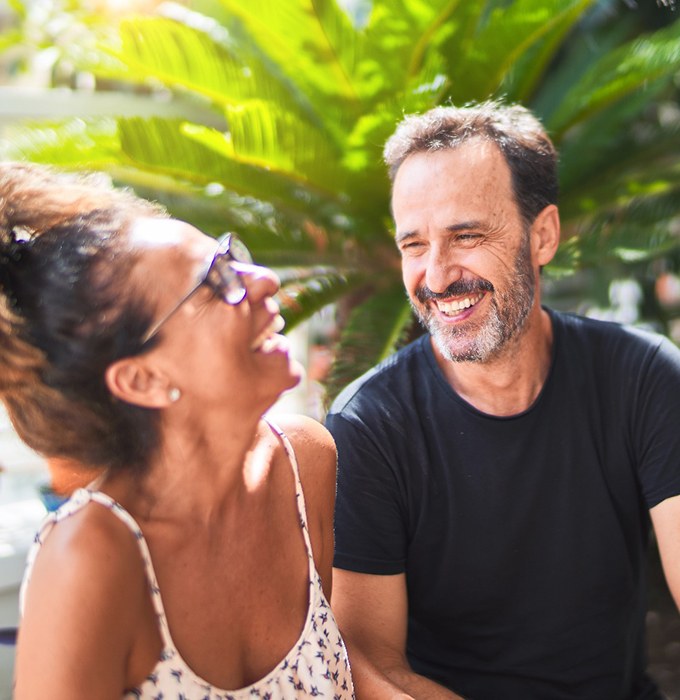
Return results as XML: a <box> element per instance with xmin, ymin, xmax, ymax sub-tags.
<box><xmin>531</xmin><ymin>204</ymin><xmax>560</xmax><ymax>267</ymax></box>
<box><xmin>105</xmin><ymin>358</ymin><xmax>174</xmax><ymax>408</ymax></box>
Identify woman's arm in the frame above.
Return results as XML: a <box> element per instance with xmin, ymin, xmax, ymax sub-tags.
<box><xmin>14</xmin><ymin>505</ymin><xmax>150</xmax><ymax>700</ymax></box>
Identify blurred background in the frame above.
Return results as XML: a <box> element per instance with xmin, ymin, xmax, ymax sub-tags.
<box><xmin>1</xmin><ymin>0</ymin><xmax>680</xmax><ymax>696</ymax></box>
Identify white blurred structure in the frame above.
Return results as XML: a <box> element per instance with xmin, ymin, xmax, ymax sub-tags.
<box><xmin>0</xmin><ymin>409</ymin><xmax>48</xmax><ymax>700</ymax></box>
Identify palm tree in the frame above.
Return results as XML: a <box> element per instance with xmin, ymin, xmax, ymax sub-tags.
<box><xmin>3</xmin><ymin>0</ymin><xmax>680</xmax><ymax>399</ymax></box>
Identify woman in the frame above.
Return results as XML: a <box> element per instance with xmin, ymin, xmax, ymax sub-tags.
<box><xmin>1</xmin><ymin>162</ymin><xmax>354</xmax><ymax>699</ymax></box>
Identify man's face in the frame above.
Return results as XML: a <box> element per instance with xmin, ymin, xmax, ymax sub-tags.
<box><xmin>392</xmin><ymin>139</ymin><xmax>537</xmax><ymax>363</ymax></box>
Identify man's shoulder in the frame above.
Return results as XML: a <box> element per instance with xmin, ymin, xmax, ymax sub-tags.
<box><xmin>549</xmin><ymin>308</ymin><xmax>680</xmax><ymax>388</ymax></box>
<box><xmin>328</xmin><ymin>334</ymin><xmax>430</xmax><ymax>417</ymax></box>
<box><xmin>552</xmin><ymin>308</ymin><xmax>669</xmax><ymax>354</ymax></box>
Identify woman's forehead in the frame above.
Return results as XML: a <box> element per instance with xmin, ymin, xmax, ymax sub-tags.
<box><xmin>127</xmin><ymin>217</ymin><xmax>214</xmax><ymax>256</ymax></box>
<box><xmin>125</xmin><ymin>218</ymin><xmax>217</xmax><ymax>301</ymax></box>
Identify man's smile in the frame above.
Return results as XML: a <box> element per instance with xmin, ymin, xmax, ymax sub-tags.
<box><xmin>435</xmin><ymin>292</ymin><xmax>485</xmax><ymax>316</ymax></box>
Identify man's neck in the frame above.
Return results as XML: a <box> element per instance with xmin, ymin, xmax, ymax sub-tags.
<box><xmin>433</xmin><ymin>306</ymin><xmax>554</xmax><ymax>417</ymax></box>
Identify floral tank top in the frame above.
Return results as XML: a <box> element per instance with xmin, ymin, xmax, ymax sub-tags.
<box><xmin>21</xmin><ymin>425</ymin><xmax>355</xmax><ymax>699</ymax></box>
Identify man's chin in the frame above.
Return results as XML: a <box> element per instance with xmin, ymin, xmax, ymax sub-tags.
<box><xmin>431</xmin><ymin>330</ymin><xmax>487</xmax><ymax>363</ymax></box>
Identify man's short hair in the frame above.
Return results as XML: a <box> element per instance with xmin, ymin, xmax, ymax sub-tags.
<box><xmin>384</xmin><ymin>100</ymin><xmax>559</xmax><ymax>226</ymax></box>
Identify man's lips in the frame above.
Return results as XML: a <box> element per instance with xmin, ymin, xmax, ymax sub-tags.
<box><xmin>415</xmin><ymin>279</ymin><xmax>494</xmax><ymax>305</ymax></box>
<box><xmin>435</xmin><ymin>292</ymin><xmax>485</xmax><ymax>316</ymax></box>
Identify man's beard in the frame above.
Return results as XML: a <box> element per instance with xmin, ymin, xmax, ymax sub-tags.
<box><xmin>411</xmin><ymin>236</ymin><xmax>535</xmax><ymax>363</ymax></box>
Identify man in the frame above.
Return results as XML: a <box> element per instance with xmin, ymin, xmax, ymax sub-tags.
<box><xmin>326</xmin><ymin>101</ymin><xmax>680</xmax><ymax>700</ymax></box>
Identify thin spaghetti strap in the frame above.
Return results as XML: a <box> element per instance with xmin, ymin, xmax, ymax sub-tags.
<box><xmin>67</xmin><ymin>490</ymin><xmax>176</xmax><ymax>652</ymax></box>
<box><xmin>264</xmin><ymin>420</ymin><xmax>316</xmax><ymax>563</ymax></box>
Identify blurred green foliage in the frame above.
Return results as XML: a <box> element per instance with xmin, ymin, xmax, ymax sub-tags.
<box><xmin>2</xmin><ymin>0</ymin><xmax>680</xmax><ymax>398</ymax></box>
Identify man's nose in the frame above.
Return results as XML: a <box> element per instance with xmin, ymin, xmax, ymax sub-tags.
<box><xmin>425</xmin><ymin>248</ymin><xmax>463</xmax><ymax>295</ymax></box>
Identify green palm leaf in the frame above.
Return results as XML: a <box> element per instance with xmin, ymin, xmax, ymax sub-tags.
<box><xmin>505</xmin><ymin>0</ymin><xmax>597</xmax><ymax>103</ymax></box>
<box><xmin>279</xmin><ymin>269</ymin><xmax>366</xmax><ymax>329</ymax></box>
<box><xmin>185</xmin><ymin>102</ymin><xmax>343</xmax><ymax>194</ymax></box>
<box><xmin>119</xmin><ymin>117</ymin><xmax>345</xmax><ymax>219</ymax></box>
<box><xmin>5</xmin><ymin>0</ymin><xmax>680</xmax><ymax>397</ymax></box>
<box><xmin>4</xmin><ymin>118</ymin><xmax>122</xmax><ymax>168</ymax></box>
<box><xmin>361</xmin><ymin>0</ymin><xmax>462</xmax><ymax>88</ymax></box>
<box><xmin>446</xmin><ymin>0</ymin><xmax>596</xmax><ymax>103</ymax></box>
<box><xmin>216</xmin><ymin>0</ymin><xmax>363</xmax><ymax>106</ymax></box>
<box><xmin>548</xmin><ymin>19</ymin><xmax>680</xmax><ymax>135</ymax></box>
<box><xmin>326</xmin><ymin>281</ymin><xmax>414</xmax><ymax>400</ymax></box>
<box><xmin>114</xmin><ymin>15</ymin><xmax>324</xmax><ymax>127</ymax></box>
<box><xmin>559</xmin><ymin>120</ymin><xmax>680</xmax><ymax>223</ymax></box>
<box><xmin>575</xmin><ymin>195</ymin><xmax>680</xmax><ymax>268</ymax></box>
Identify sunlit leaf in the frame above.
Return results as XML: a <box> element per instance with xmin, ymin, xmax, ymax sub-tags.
<box><xmin>326</xmin><ymin>280</ymin><xmax>414</xmax><ymax>400</ymax></box>
<box><xmin>548</xmin><ymin>19</ymin><xmax>680</xmax><ymax>135</ymax></box>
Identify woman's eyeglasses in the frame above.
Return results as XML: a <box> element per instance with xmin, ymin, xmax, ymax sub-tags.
<box><xmin>140</xmin><ymin>233</ymin><xmax>253</xmax><ymax>346</ymax></box>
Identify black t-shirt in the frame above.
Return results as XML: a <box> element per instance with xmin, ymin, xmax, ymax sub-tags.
<box><xmin>327</xmin><ymin>309</ymin><xmax>680</xmax><ymax>700</ymax></box>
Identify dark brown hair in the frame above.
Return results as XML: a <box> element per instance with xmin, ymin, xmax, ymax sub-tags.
<box><xmin>0</xmin><ymin>162</ymin><xmax>168</xmax><ymax>473</ymax></box>
<box><xmin>383</xmin><ymin>100</ymin><xmax>558</xmax><ymax>226</ymax></box>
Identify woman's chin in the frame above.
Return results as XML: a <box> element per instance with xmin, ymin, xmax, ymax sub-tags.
<box><xmin>282</xmin><ymin>359</ymin><xmax>305</xmax><ymax>392</ymax></box>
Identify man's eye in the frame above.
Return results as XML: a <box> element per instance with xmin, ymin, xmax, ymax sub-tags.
<box><xmin>457</xmin><ymin>233</ymin><xmax>482</xmax><ymax>243</ymax></box>
<box><xmin>400</xmin><ymin>241</ymin><xmax>423</xmax><ymax>251</ymax></box>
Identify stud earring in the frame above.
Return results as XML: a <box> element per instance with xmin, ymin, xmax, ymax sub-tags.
<box><xmin>168</xmin><ymin>387</ymin><xmax>181</xmax><ymax>403</ymax></box>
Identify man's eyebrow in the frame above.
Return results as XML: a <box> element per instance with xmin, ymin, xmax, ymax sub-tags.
<box><xmin>446</xmin><ymin>221</ymin><xmax>485</xmax><ymax>233</ymax></box>
<box><xmin>395</xmin><ymin>229</ymin><xmax>417</xmax><ymax>244</ymax></box>
<box><xmin>396</xmin><ymin>220</ymin><xmax>487</xmax><ymax>244</ymax></box>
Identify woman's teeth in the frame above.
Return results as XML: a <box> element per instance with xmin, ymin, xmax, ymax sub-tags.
<box><xmin>251</xmin><ymin>314</ymin><xmax>285</xmax><ymax>351</ymax></box>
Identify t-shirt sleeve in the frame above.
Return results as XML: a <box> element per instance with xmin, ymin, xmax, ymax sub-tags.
<box><xmin>326</xmin><ymin>411</ymin><xmax>408</xmax><ymax>575</ymax></box>
<box><xmin>633</xmin><ymin>336</ymin><xmax>680</xmax><ymax>508</ymax></box>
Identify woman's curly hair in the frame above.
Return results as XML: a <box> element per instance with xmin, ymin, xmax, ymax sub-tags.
<box><xmin>0</xmin><ymin>162</ymin><xmax>169</xmax><ymax>474</ymax></box>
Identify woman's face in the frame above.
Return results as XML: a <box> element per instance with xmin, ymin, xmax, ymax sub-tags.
<box><xmin>127</xmin><ymin>218</ymin><xmax>303</xmax><ymax>412</ymax></box>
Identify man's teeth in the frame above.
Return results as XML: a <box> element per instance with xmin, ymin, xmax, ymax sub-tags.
<box><xmin>251</xmin><ymin>314</ymin><xmax>285</xmax><ymax>351</ymax></box>
<box><xmin>437</xmin><ymin>293</ymin><xmax>484</xmax><ymax>315</ymax></box>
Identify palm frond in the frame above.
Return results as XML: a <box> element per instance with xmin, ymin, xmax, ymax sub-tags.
<box><xmin>446</xmin><ymin>0</ymin><xmax>595</xmax><ymax>103</ymax></box>
<box><xmin>112</xmin><ymin>15</ymin><xmax>326</xmax><ymax>129</ymax></box>
<box><xmin>279</xmin><ymin>269</ymin><xmax>366</xmax><ymax>330</ymax></box>
<box><xmin>505</xmin><ymin>0</ymin><xmax>597</xmax><ymax>103</ymax></box>
<box><xmin>574</xmin><ymin>196</ymin><xmax>680</xmax><ymax>269</ymax></box>
<box><xmin>219</xmin><ymin>101</ymin><xmax>342</xmax><ymax>192</ymax></box>
<box><xmin>326</xmin><ymin>281</ymin><xmax>414</xmax><ymax>400</ymax></box>
<box><xmin>559</xmin><ymin>121</ymin><xmax>680</xmax><ymax>222</ymax></box>
<box><xmin>215</xmin><ymin>0</ymin><xmax>363</xmax><ymax>106</ymax></box>
<box><xmin>118</xmin><ymin>117</ymin><xmax>345</xmax><ymax>218</ymax></box>
<box><xmin>548</xmin><ymin>19</ymin><xmax>680</xmax><ymax>135</ymax></box>
<box><xmin>2</xmin><ymin>118</ymin><xmax>122</xmax><ymax>167</ymax></box>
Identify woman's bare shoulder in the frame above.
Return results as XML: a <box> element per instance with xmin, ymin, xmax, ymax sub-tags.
<box><xmin>24</xmin><ymin>499</ymin><xmax>147</xmax><ymax>620</ymax></box>
<box><xmin>17</xmin><ymin>500</ymin><xmax>149</xmax><ymax>698</ymax></box>
<box><xmin>269</xmin><ymin>414</ymin><xmax>336</xmax><ymax>514</ymax></box>
<box><xmin>271</xmin><ymin>414</ymin><xmax>336</xmax><ymax>463</ymax></box>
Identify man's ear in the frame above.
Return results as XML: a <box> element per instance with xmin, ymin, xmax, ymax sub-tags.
<box><xmin>531</xmin><ymin>204</ymin><xmax>560</xmax><ymax>267</ymax></box>
<box><xmin>105</xmin><ymin>358</ymin><xmax>173</xmax><ymax>408</ymax></box>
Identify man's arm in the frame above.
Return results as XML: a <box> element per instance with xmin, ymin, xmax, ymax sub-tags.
<box><xmin>650</xmin><ymin>493</ymin><xmax>680</xmax><ymax>611</ymax></box>
<box><xmin>332</xmin><ymin>568</ymin><xmax>465</xmax><ymax>699</ymax></box>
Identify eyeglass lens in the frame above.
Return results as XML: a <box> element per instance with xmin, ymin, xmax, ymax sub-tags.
<box><xmin>206</xmin><ymin>235</ymin><xmax>253</xmax><ymax>305</ymax></box>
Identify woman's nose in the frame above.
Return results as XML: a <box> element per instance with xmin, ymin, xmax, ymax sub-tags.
<box><xmin>239</xmin><ymin>262</ymin><xmax>280</xmax><ymax>302</ymax></box>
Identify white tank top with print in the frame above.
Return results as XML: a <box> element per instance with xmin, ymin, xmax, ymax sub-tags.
<box><xmin>21</xmin><ymin>425</ymin><xmax>355</xmax><ymax>700</ymax></box>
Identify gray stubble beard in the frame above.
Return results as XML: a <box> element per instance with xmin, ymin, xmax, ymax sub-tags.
<box><xmin>412</xmin><ymin>235</ymin><xmax>536</xmax><ymax>363</ymax></box>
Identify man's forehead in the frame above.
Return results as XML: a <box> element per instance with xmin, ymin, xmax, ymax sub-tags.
<box><xmin>390</xmin><ymin>142</ymin><xmax>517</xmax><ymax>237</ymax></box>
<box><xmin>393</xmin><ymin>139</ymin><xmax>504</xmax><ymax>180</ymax></box>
